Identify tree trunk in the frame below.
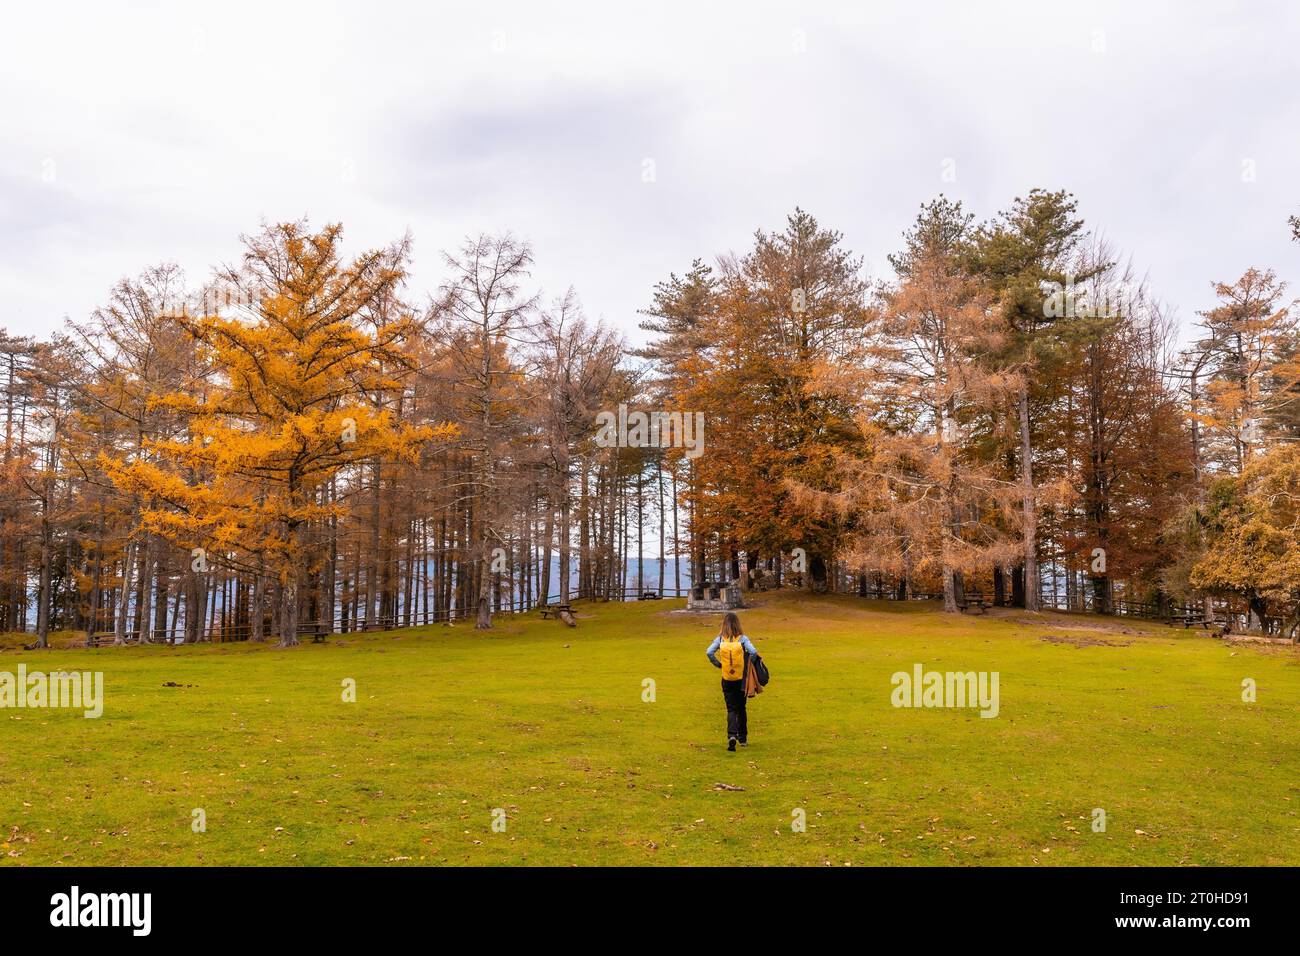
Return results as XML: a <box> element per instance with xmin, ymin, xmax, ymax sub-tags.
<box><xmin>135</xmin><ymin>535</ymin><xmax>154</xmax><ymax>644</ymax></box>
<box><xmin>323</xmin><ymin>477</ymin><xmax>337</xmax><ymax>635</ymax></box>
<box><xmin>808</xmin><ymin>552</ymin><xmax>828</xmax><ymax>593</ymax></box>
<box><xmin>559</xmin><ymin>460</ymin><xmax>572</xmax><ymax>605</ymax></box>
<box><xmin>250</xmin><ymin>567</ymin><xmax>265</xmax><ymax>643</ymax></box>
<box><xmin>1011</xmin><ymin>563</ymin><xmax>1026</xmax><ymax>608</ymax></box>
<box><xmin>671</xmin><ymin>466</ymin><xmax>681</xmax><ymax>595</ymax></box>
<box><xmin>280</xmin><ymin>510</ymin><xmax>303</xmax><ymax>646</ymax></box>
<box><xmin>86</xmin><ymin>510</ymin><xmax>104</xmax><ymax>643</ymax></box>
<box><xmin>475</xmin><ymin>536</ymin><xmax>493</xmax><ymax>629</ymax></box>
<box><xmin>1017</xmin><ymin>386</ymin><xmax>1039</xmax><ymax>611</ymax></box>
<box><xmin>636</xmin><ymin>468</ymin><xmax>645</xmax><ymax>593</ymax></box>
<box><xmin>280</xmin><ymin>575</ymin><xmax>300</xmax><ymax>646</ymax></box>
<box><xmin>115</xmin><ymin>540</ymin><xmax>136</xmax><ymax>645</ymax></box>
<box><xmin>1091</xmin><ymin>572</ymin><xmax>1113</xmax><ymax>616</ymax></box>
<box><xmin>35</xmin><ymin>504</ymin><xmax>52</xmax><ymax>647</ymax></box>
<box><xmin>941</xmin><ymin>565</ymin><xmax>958</xmax><ymax>613</ymax></box>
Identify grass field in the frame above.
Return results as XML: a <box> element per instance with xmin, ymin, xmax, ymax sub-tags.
<box><xmin>2</xmin><ymin>591</ymin><xmax>1297</xmax><ymax>866</ymax></box>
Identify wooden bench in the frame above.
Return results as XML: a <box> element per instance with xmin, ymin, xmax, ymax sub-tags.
<box><xmin>637</xmin><ymin>591</ymin><xmax>660</xmax><ymax>601</ymax></box>
<box><xmin>540</xmin><ymin>604</ymin><xmax>573</xmax><ymax>620</ymax></box>
<box><xmin>957</xmin><ymin>592</ymin><xmax>990</xmax><ymax>614</ymax></box>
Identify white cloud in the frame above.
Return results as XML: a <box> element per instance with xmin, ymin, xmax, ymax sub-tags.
<box><xmin>2</xmin><ymin>0</ymin><xmax>1297</xmax><ymax>343</ymax></box>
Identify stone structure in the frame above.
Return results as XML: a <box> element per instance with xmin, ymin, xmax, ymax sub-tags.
<box><xmin>686</xmin><ymin>580</ymin><xmax>744</xmax><ymax>611</ymax></box>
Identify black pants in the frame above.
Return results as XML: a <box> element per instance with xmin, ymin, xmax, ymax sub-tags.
<box><xmin>721</xmin><ymin>678</ymin><xmax>748</xmax><ymax>742</ymax></box>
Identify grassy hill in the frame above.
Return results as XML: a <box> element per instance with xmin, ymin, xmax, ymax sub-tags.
<box><xmin>1</xmin><ymin>592</ymin><xmax>1297</xmax><ymax>866</ymax></box>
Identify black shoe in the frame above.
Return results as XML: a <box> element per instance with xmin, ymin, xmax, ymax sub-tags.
<box><xmin>739</xmin><ymin>740</ymin><xmax>748</xmax><ymax>747</ymax></box>
<box><xmin>727</xmin><ymin>737</ymin><xmax>737</xmax><ymax>751</ymax></box>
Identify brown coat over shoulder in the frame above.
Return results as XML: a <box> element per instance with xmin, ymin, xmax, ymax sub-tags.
<box><xmin>743</xmin><ymin>656</ymin><xmax>763</xmax><ymax>698</ymax></box>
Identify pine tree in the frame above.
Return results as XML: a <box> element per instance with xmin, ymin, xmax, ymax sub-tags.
<box><xmin>968</xmin><ymin>189</ymin><xmax>1098</xmax><ymax>609</ymax></box>
<box><xmin>800</xmin><ymin>199</ymin><xmax>1022</xmax><ymax>612</ymax></box>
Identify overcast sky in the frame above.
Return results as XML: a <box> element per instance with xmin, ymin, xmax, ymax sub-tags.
<box><xmin>2</xmin><ymin>0</ymin><xmax>1298</xmax><ymax>347</ymax></box>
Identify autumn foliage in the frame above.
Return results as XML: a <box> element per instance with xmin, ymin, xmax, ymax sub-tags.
<box><xmin>3</xmin><ymin>195</ymin><xmax>1299</xmax><ymax>648</ymax></box>
<box><xmin>103</xmin><ymin>223</ymin><xmax>450</xmax><ymax>644</ymax></box>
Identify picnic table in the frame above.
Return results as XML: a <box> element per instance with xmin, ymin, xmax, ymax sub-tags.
<box><xmin>957</xmin><ymin>591</ymin><xmax>990</xmax><ymax>614</ymax></box>
<box><xmin>1164</xmin><ymin>612</ymin><xmax>1215</xmax><ymax>629</ymax></box>
<box><xmin>540</xmin><ymin>603</ymin><xmax>573</xmax><ymax>620</ymax></box>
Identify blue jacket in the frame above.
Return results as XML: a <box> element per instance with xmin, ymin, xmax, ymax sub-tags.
<box><xmin>706</xmin><ymin>634</ymin><xmax>758</xmax><ymax>669</ymax></box>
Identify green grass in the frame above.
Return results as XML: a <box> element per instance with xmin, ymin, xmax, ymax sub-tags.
<box><xmin>2</xmin><ymin>591</ymin><xmax>1297</xmax><ymax>866</ymax></box>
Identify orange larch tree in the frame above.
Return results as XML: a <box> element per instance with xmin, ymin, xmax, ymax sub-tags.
<box><xmin>105</xmin><ymin>221</ymin><xmax>452</xmax><ymax>645</ymax></box>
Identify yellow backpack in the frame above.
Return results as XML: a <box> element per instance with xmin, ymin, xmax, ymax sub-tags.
<box><xmin>718</xmin><ymin>634</ymin><xmax>746</xmax><ymax>680</ymax></box>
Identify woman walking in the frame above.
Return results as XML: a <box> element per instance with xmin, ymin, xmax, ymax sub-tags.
<box><xmin>705</xmin><ymin>611</ymin><xmax>759</xmax><ymax>751</ymax></box>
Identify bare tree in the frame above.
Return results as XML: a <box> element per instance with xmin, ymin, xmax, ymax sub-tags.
<box><xmin>437</xmin><ymin>234</ymin><xmax>539</xmax><ymax>628</ymax></box>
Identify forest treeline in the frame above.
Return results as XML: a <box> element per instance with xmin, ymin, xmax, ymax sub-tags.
<box><xmin>3</xmin><ymin>191</ymin><xmax>1299</xmax><ymax>647</ymax></box>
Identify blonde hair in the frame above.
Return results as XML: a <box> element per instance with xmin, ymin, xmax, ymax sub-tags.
<box><xmin>719</xmin><ymin>611</ymin><xmax>743</xmax><ymax>639</ymax></box>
